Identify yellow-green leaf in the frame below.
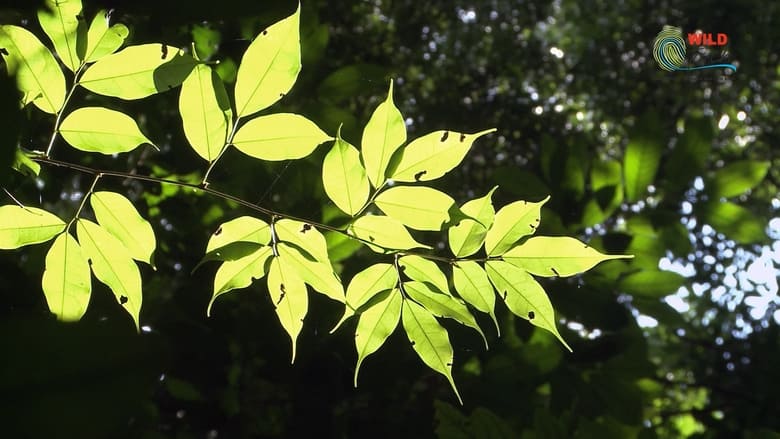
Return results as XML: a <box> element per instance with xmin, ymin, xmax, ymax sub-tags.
<box><xmin>0</xmin><ymin>205</ymin><xmax>64</xmax><ymax>249</ymax></box>
<box><xmin>90</xmin><ymin>191</ymin><xmax>156</xmax><ymax>266</ymax></box>
<box><xmin>234</xmin><ymin>3</ymin><xmax>300</xmax><ymax>117</ymax></box>
<box><xmin>452</xmin><ymin>261</ymin><xmax>499</xmax><ymax>335</ymax></box>
<box><xmin>322</xmin><ymin>130</ymin><xmax>370</xmax><ymax>216</ymax></box>
<box><xmin>37</xmin><ymin>0</ymin><xmax>83</xmax><ymax>72</ymax></box>
<box><xmin>79</xmin><ymin>43</ymin><xmax>196</xmax><ymax>99</ymax></box>
<box><xmin>231</xmin><ymin>113</ymin><xmax>332</xmax><ymax>161</ymax></box>
<box><xmin>179</xmin><ymin>63</ymin><xmax>232</xmax><ymax>161</ymax></box>
<box><xmin>448</xmin><ymin>186</ymin><xmax>497</xmax><ymax>257</ymax></box>
<box><xmin>84</xmin><ymin>9</ymin><xmax>129</xmax><ymax>63</ymax></box>
<box><xmin>206</xmin><ymin>216</ymin><xmax>270</xmax><ymax>254</ymax></box>
<box><xmin>484</xmin><ymin>196</ymin><xmax>549</xmax><ymax>256</ymax></box>
<box><xmin>354</xmin><ymin>289</ymin><xmax>402</xmax><ymax>386</ymax></box>
<box><xmin>502</xmin><ymin>236</ymin><xmax>633</xmax><ymax>277</ymax></box>
<box><xmin>401</xmin><ymin>298</ymin><xmax>462</xmax><ymax>404</ymax></box>
<box><xmin>0</xmin><ymin>25</ymin><xmax>65</xmax><ymax>113</ymax></box>
<box><xmin>709</xmin><ymin>160</ymin><xmax>771</xmax><ymax>198</ymax></box>
<box><xmin>361</xmin><ymin>79</ymin><xmax>406</xmax><ymax>187</ymax></box>
<box><xmin>274</xmin><ymin>218</ymin><xmax>329</xmax><ymax>262</ymax></box>
<box><xmin>398</xmin><ymin>255</ymin><xmax>449</xmax><ymax>294</ymax></box>
<box><xmin>404</xmin><ymin>281</ymin><xmax>486</xmax><ymax>349</ymax></box>
<box><xmin>12</xmin><ymin>148</ymin><xmax>41</xmax><ymax>177</ymax></box>
<box><xmin>332</xmin><ymin>263</ymin><xmax>396</xmax><ymax>332</ymax></box>
<box><xmin>76</xmin><ymin>219</ymin><xmax>142</xmax><ymax>331</ymax></box>
<box><xmin>485</xmin><ymin>260</ymin><xmax>570</xmax><ymax>351</ymax></box>
<box><xmin>374</xmin><ymin>186</ymin><xmax>456</xmax><ymax>231</ymax></box>
<box><xmin>348</xmin><ymin>215</ymin><xmax>431</xmax><ymax>252</ymax></box>
<box><xmin>388</xmin><ymin>128</ymin><xmax>496</xmax><ymax>182</ymax></box>
<box><xmin>59</xmin><ymin>107</ymin><xmax>155</xmax><ymax>154</ymax></box>
<box><xmin>268</xmin><ymin>256</ymin><xmax>308</xmax><ymax>363</ymax></box>
<box><xmin>209</xmin><ymin>245</ymin><xmax>272</xmax><ymax>316</ymax></box>
<box><xmin>277</xmin><ymin>243</ymin><xmax>344</xmax><ymax>303</ymax></box>
<box><xmin>41</xmin><ymin>232</ymin><xmax>91</xmax><ymax>321</ymax></box>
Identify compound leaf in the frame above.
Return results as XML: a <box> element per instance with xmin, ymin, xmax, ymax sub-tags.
<box><xmin>452</xmin><ymin>261</ymin><xmax>499</xmax><ymax>335</ymax></box>
<box><xmin>90</xmin><ymin>191</ymin><xmax>156</xmax><ymax>266</ymax></box>
<box><xmin>484</xmin><ymin>196</ymin><xmax>549</xmax><ymax>256</ymax></box>
<box><xmin>179</xmin><ymin>63</ymin><xmax>232</xmax><ymax>161</ymax></box>
<box><xmin>361</xmin><ymin>79</ymin><xmax>406</xmax><ymax>187</ymax></box>
<box><xmin>503</xmin><ymin>236</ymin><xmax>632</xmax><ymax>277</ymax></box>
<box><xmin>448</xmin><ymin>186</ymin><xmax>497</xmax><ymax>257</ymax></box>
<box><xmin>322</xmin><ymin>129</ymin><xmax>369</xmax><ymax>216</ymax></box>
<box><xmin>374</xmin><ymin>185</ymin><xmax>456</xmax><ymax>231</ymax></box>
<box><xmin>348</xmin><ymin>215</ymin><xmax>431</xmax><ymax>252</ymax></box>
<box><xmin>404</xmin><ymin>281</ymin><xmax>486</xmax><ymax>349</ymax></box>
<box><xmin>268</xmin><ymin>256</ymin><xmax>308</xmax><ymax>363</ymax></box>
<box><xmin>0</xmin><ymin>205</ymin><xmax>64</xmax><ymax>249</ymax></box>
<box><xmin>231</xmin><ymin>113</ymin><xmax>332</xmax><ymax>161</ymax></box>
<box><xmin>354</xmin><ymin>289</ymin><xmax>402</xmax><ymax>386</ymax></box>
<box><xmin>41</xmin><ymin>232</ymin><xmax>91</xmax><ymax>321</ymax></box>
<box><xmin>37</xmin><ymin>0</ymin><xmax>83</xmax><ymax>72</ymax></box>
<box><xmin>398</xmin><ymin>255</ymin><xmax>449</xmax><ymax>294</ymax></box>
<box><xmin>84</xmin><ymin>9</ymin><xmax>129</xmax><ymax>63</ymax></box>
<box><xmin>206</xmin><ymin>216</ymin><xmax>270</xmax><ymax>254</ymax></box>
<box><xmin>59</xmin><ymin>107</ymin><xmax>154</xmax><ymax>154</ymax></box>
<box><xmin>332</xmin><ymin>263</ymin><xmax>396</xmax><ymax>332</ymax></box>
<box><xmin>209</xmin><ymin>245</ymin><xmax>272</xmax><ymax>315</ymax></box>
<box><xmin>275</xmin><ymin>218</ymin><xmax>329</xmax><ymax>262</ymax></box>
<box><xmin>277</xmin><ymin>242</ymin><xmax>344</xmax><ymax>303</ymax></box>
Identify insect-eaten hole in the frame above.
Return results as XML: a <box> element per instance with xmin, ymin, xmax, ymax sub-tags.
<box><xmin>440</xmin><ymin>131</ymin><xmax>449</xmax><ymax>142</ymax></box>
<box><xmin>214</xmin><ymin>227</ymin><xmax>223</xmax><ymax>236</ymax></box>
<box><xmin>160</xmin><ymin>44</ymin><xmax>168</xmax><ymax>59</ymax></box>
<box><xmin>300</xmin><ymin>224</ymin><xmax>312</xmax><ymax>233</ymax></box>
<box><xmin>459</xmin><ymin>133</ymin><xmax>466</xmax><ymax>142</ymax></box>
<box><xmin>550</xmin><ymin>267</ymin><xmax>560</xmax><ymax>277</ymax></box>
<box><xmin>528</xmin><ymin>311</ymin><xmax>535</xmax><ymax>320</ymax></box>
<box><xmin>414</xmin><ymin>170</ymin><xmax>427</xmax><ymax>181</ymax></box>
<box><xmin>119</xmin><ymin>295</ymin><xmax>128</xmax><ymax>305</ymax></box>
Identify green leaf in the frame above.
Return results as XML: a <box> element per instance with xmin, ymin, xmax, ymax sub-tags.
<box><xmin>231</xmin><ymin>113</ymin><xmax>332</xmax><ymax>161</ymax></box>
<box><xmin>274</xmin><ymin>218</ymin><xmax>329</xmax><ymax>262</ymax></box>
<box><xmin>324</xmin><ymin>230</ymin><xmax>362</xmax><ymax>263</ymax></box>
<box><xmin>76</xmin><ymin>219</ymin><xmax>142</xmax><ymax>331</ymax></box>
<box><xmin>0</xmin><ymin>205</ymin><xmax>64</xmax><ymax>249</ymax></box>
<box><xmin>206</xmin><ymin>216</ymin><xmax>270</xmax><ymax>254</ymax></box>
<box><xmin>374</xmin><ymin>185</ymin><xmax>456</xmax><ymax>231</ymax></box>
<box><xmin>398</xmin><ymin>255</ymin><xmax>449</xmax><ymax>294</ymax></box>
<box><xmin>0</xmin><ymin>25</ymin><xmax>65</xmax><ymax>113</ymax></box>
<box><xmin>12</xmin><ymin>148</ymin><xmax>41</xmax><ymax>177</ymax></box>
<box><xmin>484</xmin><ymin>196</ymin><xmax>549</xmax><ymax>256</ymax></box>
<box><xmin>348</xmin><ymin>215</ymin><xmax>431</xmax><ymax>252</ymax></box>
<box><xmin>83</xmin><ymin>9</ymin><xmax>129</xmax><ymax>63</ymax></box>
<box><xmin>623</xmin><ymin>111</ymin><xmax>663</xmax><ymax>202</ymax></box>
<box><xmin>361</xmin><ymin>79</ymin><xmax>406</xmax><ymax>187</ymax></box>
<box><xmin>37</xmin><ymin>0</ymin><xmax>82</xmax><ymax>72</ymax></box>
<box><xmin>709</xmin><ymin>160</ymin><xmax>771</xmax><ymax>198</ymax></box>
<box><xmin>664</xmin><ymin>116</ymin><xmax>713</xmax><ymax>192</ymax></box>
<box><xmin>41</xmin><ymin>232</ymin><xmax>91</xmax><ymax>321</ymax></box>
<box><xmin>452</xmin><ymin>261</ymin><xmax>499</xmax><ymax>335</ymax></box>
<box><xmin>322</xmin><ymin>129</ymin><xmax>370</xmax><ymax>216</ymax></box>
<box><xmin>503</xmin><ymin>236</ymin><xmax>633</xmax><ymax>277</ymax></box>
<box><xmin>333</xmin><ymin>263</ymin><xmax>396</xmax><ymax>331</ymax></box>
<box><xmin>79</xmin><ymin>43</ymin><xmax>196</xmax><ymax>99</ymax></box>
<box><xmin>354</xmin><ymin>289</ymin><xmax>402</xmax><ymax>386</ymax></box>
<box><xmin>90</xmin><ymin>191</ymin><xmax>156</xmax><ymax>266</ymax></box>
<box><xmin>402</xmin><ymin>298</ymin><xmax>462</xmax><ymax>404</ymax></box>
<box><xmin>404</xmin><ymin>281</ymin><xmax>486</xmax><ymax>348</ymax></box>
<box><xmin>388</xmin><ymin>128</ymin><xmax>496</xmax><ymax>182</ymax></box>
<box><xmin>234</xmin><ymin>3</ymin><xmax>300</xmax><ymax>117</ymax></box>
<box><xmin>448</xmin><ymin>186</ymin><xmax>497</xmax><ymax>257</ymax></box>
<box><xmin>59</xmin><ymin>107</ymin><xmax>155</xmax><ymax>154</ymax></box>
<box><xmin>582</xmin><ymin>160</ymin><xmax>623</xmax><ymax>227</ymax></box>
<box><xmin>209</xmin><ymin>245</ymin><xmax>272</xmax><ymax>315</ymax></box>
<box><xmin>698</xmin><ymin>201</ymin><xmax>767</xmax><ymax>244</ymax></box>
<box><xmin>277</xmin><ymin>243</ymin><xmax>344</xmax><ymax>303</ymax></box>
<box><xmin>268</xmin><ymin>256</ymin><xmax>308</xmax><ymax>363</ymax></box>
<box><xmin>485</xmin><ymin>260</ymin><xmax>570</xmax><ymax>351</ymax></box>
<box><xmin>619</xmin><ymin>270</ymin><xmax>687</xmax><ymax>298</ymax></box>
<box><xmin>179</xmin><ymin>63</ymin><xmax>232</xmax><ymax>161</ymax></box>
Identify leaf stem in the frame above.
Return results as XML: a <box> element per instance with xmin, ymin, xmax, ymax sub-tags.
<box><xmin>45</xmin><ymin>64</ymin><xmax>87</xmax><ymax>157</ymax></box>
<box><xmin>202</xmin><ymin>116</ymin><xmax>242</xmax><ymax>186</ymax></box>
<box><xmin>65</xmin><ymin>172</ymin><xmax>102</xmax><ymax>233</ymax></box>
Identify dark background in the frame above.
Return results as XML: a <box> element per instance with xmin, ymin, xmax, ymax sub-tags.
<box><xmin>1</xmin><ymin>0</ymin><xmax>779</xmax><ymax>437</ymax></box>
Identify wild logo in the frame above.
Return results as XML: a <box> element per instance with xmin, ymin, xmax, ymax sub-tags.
<box><xmin>652</xmin><ymin>25</ymin><xmax>737</xmax><ymax>72</ymax></box>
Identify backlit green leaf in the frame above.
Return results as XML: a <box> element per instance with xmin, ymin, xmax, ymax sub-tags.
<box><xmin>0</xmin><ymin>25</ymin><xmax>65</xmax><ymax>113</ymax></box>
<box><xmin>84</xmin><ymin>9</ymin><xmax>129</xmax><ymax>63</ymax></box>
<box><xmin>619</xmin><ymin>270</ymin><xmax>687</xmax><ymax>298</ymax></box>
<box><xmin>59</xmin><ymin>107</ymin><xmax>154</xmax><ymax>154</ymax></box>
<box><xmin>322</xmin><ymin>129</ymin><xmax>370</xmax><ymax>215</ymax></box>
<box><xmin>485</xmin><ymin>260</ymin><xmax>570</xmax><ymax>351</ymax></box>
<box><xmin>179</xmin><ymin>63</ymin><xmax>232</xmax><ymax>161</ymax></box>
<box><xmin>79</xmin><ymin>43</ymin><xmax>196</xmax><ymax>99</ymax></box>
<box><xmin>354</xmin><ymin>289</ymin><xmax>402</xmax><ymax>386</ymax></box>
<box><xmin>41</xmin><ymin>232</ymin><xmax>91</xmax><ymax>321</ymax></box>
<box><xmin>503</xmin><ymin>236</ymin><xmax>632</xmax><ymax>277</ymax></box>
<box><xmin>76</xmin><ymin>219</ymin><xmax>142</xmax><ymax>331</ymax></box>
<box><xmin>277</xmin><ymin>243</ymin><xmax>344</xmax><ymax>303</ymax></box>
<box><xmin>698</xmin><ymin>201</ymin><xmax>767</xmax><ymax>244</ymax></box>
<box><xmin>398</xmin><ymin>255</ymin><xmax>449</xmax><ymax>294</ymax></box>
<box><xmin>348</xmin><ymin>215</ymin><xmax>431</xmax><ymax>252</ymax></box>
<box><xmin>709</xmin><ymin>160</ymin><xmax>771</xmax><ymax>198</ymax></box>
<box><xmin>12</xmin><ymin>148</ymin><xmax>41</xmax><ymax>177</ymax></box>
<box><xmin>206</xmin><ymin>216</ymin><xmax>270</xmax><ymax>254</ymax></box>
<box><xmin>332</xmin><ymin>263</ymin><xmax>396</xmax><ymax>333</ymax></box>
<box><xmin>374</xmin><ymin>186</ymin><xmax>456</xmax><ymax>231</ymax></box>
<box><xmin>0</xmin><ymin>205</ymin><xmax>64</xmax><ymax>249</ymax></box>
<box><xmin>275</xmin><ymin>218</ymin><xmax>329</xmax><ymax>262</ymax></box>
<box><xmin>623</xmin><ymin>111</ymin><xmax>663</xmax><ymax>202</ymax></box>
<box><xmin>388</xmin><ymin>128</ymin><xmax>496</xmax><ymax>182</ymax></box>
<box><xmin>234</xmin><ymin>4</ymin><xmax>300</xmax><ymax>117</ymax></box>
<box><xmin>484</xmin><ymin>196</ymin><xmax>549</xmax><ymax>256</ymax></box>
<box><xmin>402</xmin><ymin>298</ymin><xmax>462</xmax><ymax>404</ymax></box>
<box><xmin>231</xmin><ymin>113</ymin><xmax>332</xmax><ymax>161</ymax></box>
<box><xmin>404</xmin><ymin>281</ymin><xmax>486</xmax><ymax>348</ymax></box>
<box><xmin>268</xmin><ymin>256</ymin><xmax>308</xmax><ymax>363</ymax></box>
<box><xmin>209</xmin><ymin>245</ymin><xmax>272</xmax><ymax>315</ymax></box>
<box><xmin>448</xmin><ymin>186</ymin><xmax>497</xmax><ymax>257</ymax></box>
<box><xmin>452</xmin><ymin>261</ymin><xmax>499</xmax><ymax>334</ymax></box>
<box><xmin>90</xmin><ymin>191</ymin><xmax>156</xmax><ymax>266</ymax></box>
<box><xmin>361</xmin><ymin>79</ymin><xmax>406</xmax><ymax>187</ymax></box>
<box><xmin>37</xmin><ymin>0</ymin><xmax>82</xmax><ymax>72</ymax></box>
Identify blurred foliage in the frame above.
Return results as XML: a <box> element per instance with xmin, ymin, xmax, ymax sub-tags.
<box><xmin>1</xmin><ymin>0</ymin><xmax>778</xmax><ymax>438</ymax></box>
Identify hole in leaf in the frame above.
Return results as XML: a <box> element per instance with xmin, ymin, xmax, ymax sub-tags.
<box><xmin>160</xmin><ymin>44</ymin><xmax>168</xmax><ymax>59</ymax></box>
<box><xmin>502</xmin><ymin>291</ymin><xmax>508</xmax><ymax>300</ymax></box>
<box><xmin>300</xmin><ymin>224</ymin><xmax>312</xmax><ymax>233</ymax></box>
<box><xmin>368</xmin><ymin>235</ymin><xmax>375</xmax><ymax>242</ymax></box>
<box><xmin>0</xmin><ymin>48</ymin><xmax>8</xmax><ymax>55</ymax></box>
<box><xmin>410</xmin><ymin>341</ymin><xmax>416</xmax><ymax>346</ymax></box>
<box><xmin>528</xmin><ymin>311</ymin><xmax>535</xmax><ymax>320</ymax></box>
<box><xmin>414</xmin><ymin>170</ymin><xmax>427</xmax><ymax>181</ymax></box>
<box><xmin>262</xmin><ymin>30</ymin><xmax>268</xmax><ymax>35</ymax></box>
<box><xmin>214</xmin><ymin>227</ymin><xmax>223</xmax><ymax>236</ymax></box>
<box><xmin>446</xmin><ymin>362</ymin><xmax>452</xmax><ymax>366</ymax></box>
<box><xmin>119</xmin><ymin>295</ymin><xmax>128</xmax><ymax>305</ymax></box>
<box><xmin>550</xmin><ymin>267</ymin><xmax>560</xmax><ymax>277</ymax></box>
<box><xmin>440</xmin><ymin>131</ymin><xmax>449</xmax><ymax>142</ymax></box>
<box><xmin>459</xmin><ymin>133</ymin><xmax>466</xmax><ymax>142</ymax></box>
<box><xmin>529</xmin><ymin>223</ymin><xmax>536</xmax><ymax>229</ymax></box>
<box><xmin>279</xmin><ymin>93</ymin><xmax>285</xmax><ymax>98</ymax></box>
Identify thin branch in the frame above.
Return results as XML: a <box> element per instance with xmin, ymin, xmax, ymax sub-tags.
<box><xmin>46</xmin><ymin>63</ymin><xmax>87</xmax><ymax>157</ymax></box>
